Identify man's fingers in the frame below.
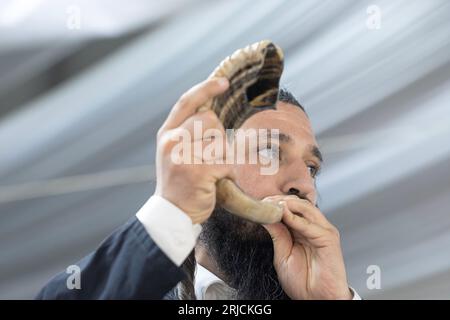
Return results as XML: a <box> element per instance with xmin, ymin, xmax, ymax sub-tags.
<box><xmin>161</xmin><ymin>77</ymin><xmax>229</xmax><ymax>132</ymax></box>
<box><xmin>262</xmin><ymin>222</ymin><xmax>293</xmax><ymax>264</ymax></box>
<box><xmin>284</xmin><ymin>198</ymin><xmax>333</xmax><ymax>228</ymax></box>
<box><xmin>281</xmin><ymin>208</ymin><xmax>338</xmax><ymax>248</ymax></box>
<box><xmin>178</xmin><ymin>110</ymin><xmax>225</xmax><ymax>139</ymax></box>
<box><xmin>263</xmin><ymin>195</ymin><xmax>332</xmax><ymax>228</ymax></box>
<box><xmin>175</xmin><ymin>110</ymin><xmax>228</xmax><ymax>163</ymax></box>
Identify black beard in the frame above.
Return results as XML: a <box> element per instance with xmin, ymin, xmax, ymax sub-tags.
<box><xmin>199</xmin><ymin>205</ymin><xmax>290</xmax><ymax>300</ymax></box>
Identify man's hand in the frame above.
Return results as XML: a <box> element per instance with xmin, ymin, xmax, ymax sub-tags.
<box><xmin>154</xmin><ymin>78</ymin><xmax>234</xmax><ymax>224</ymax></box>
<box><xmin>262</xmin><ymin>195</ymin><xmax>353</xmax><ymax>300</ymax></box>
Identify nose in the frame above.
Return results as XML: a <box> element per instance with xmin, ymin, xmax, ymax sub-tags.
<box><xmin>287</xmin><ymin>187</ymin><xmax>304</xmax><ymax>197</ymax></box>
<box><xmin>281</xmin><ymin>164</ymin><xmax>316</xmax><ymax>203</ymax></box>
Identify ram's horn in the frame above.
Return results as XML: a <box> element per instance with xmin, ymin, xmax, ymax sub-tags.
<box><xmin>200</xmin><ymin>40</ymin><xmax>284</xmax><ymax>224</ymax></box>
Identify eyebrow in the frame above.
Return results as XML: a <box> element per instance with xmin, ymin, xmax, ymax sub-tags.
<box><xmin>266</xmin><ymin>132</ymin><xmax>291</xmax><ymax>143</ymax></box>
<box><xmin>310</xmin><ymin>145</ymin><xmax>323</xmax><ymax>163</ymax></box>
<box><xmin>268</xmin><ymin>132</ymin><xmax>323</xmax><ymax>163</ymax></box>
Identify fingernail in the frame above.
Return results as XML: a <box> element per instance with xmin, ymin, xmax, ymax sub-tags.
<box><xmin>217</xmin><ymin>77</ymin><xmax>229</xmax><ymax>88</ymax></box>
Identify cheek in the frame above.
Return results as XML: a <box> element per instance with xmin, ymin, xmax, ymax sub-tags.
<box><xmin>233</xmin><ymin>164</ymin><xmax>279</xmax><ymax>199</ymax></box>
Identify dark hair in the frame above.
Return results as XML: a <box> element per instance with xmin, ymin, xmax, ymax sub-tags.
<box><xmin>278</xmin><ymin>88</ymin><xmax>305</xmax><ymax>113</ymax></box>
<box><xmin>177</xmin><ymin>88</ymin><xmax>304</xmax><ymax>300</ymax></box>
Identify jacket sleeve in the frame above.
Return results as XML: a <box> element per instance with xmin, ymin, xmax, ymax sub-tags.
<box><xmin>36</xmin><ymin>216</ymin><xmax>185</xmax><ymax>299</ymax></box>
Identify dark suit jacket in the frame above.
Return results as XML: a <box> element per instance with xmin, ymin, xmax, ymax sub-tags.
<box><xmin>36</xmin><ymin>217</ymin><xmax>184</xmax><ymax>299</ymax></box>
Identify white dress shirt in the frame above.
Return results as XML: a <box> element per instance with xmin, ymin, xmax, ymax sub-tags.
<box><xmin>136</xmin><ymin>195</ymin><xmax>362</xmax><ymax>300</ymax></box>
<box><xmin>194</xmin><ymin>263</ymin><xmax>362</xmax><ymax>300</ymax></box>
<box><xmin>195</xmin><ymin>264</ymin><xmax>236</xmax><ymax>299</ymax></box>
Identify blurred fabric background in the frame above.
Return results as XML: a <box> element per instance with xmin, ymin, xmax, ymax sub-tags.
<box><xmin>0</xmin><ymin>0</ymin><xmax>449</xmax><ymax>299</ymax></box>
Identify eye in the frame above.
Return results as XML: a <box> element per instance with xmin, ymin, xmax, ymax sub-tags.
<box><xmin>307</xmin><ymin>164</ymin><xmax>320</xmax><ymax>178</ymax></box>
<box><xmin>258</xmin><ymin>145</ymin><xmax>280</xmax><ymax>160</ymax></box>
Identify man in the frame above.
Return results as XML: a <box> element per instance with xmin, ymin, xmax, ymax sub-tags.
<box><xmin>37</xmin><ymin>78</ymin><xmax>361</xmax><ymax>300</ymax></box>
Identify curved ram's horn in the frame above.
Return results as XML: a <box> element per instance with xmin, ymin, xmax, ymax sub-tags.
<box><xmin>200</xmin><ymin>40</ymin><xmax>284</xmax><ymax>224</ymax></box>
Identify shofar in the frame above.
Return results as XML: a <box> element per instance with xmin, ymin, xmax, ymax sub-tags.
<box><xmin>199</xmin><ymin>40</ymin><xmax>284</xmax><ymax>224</ymax></box>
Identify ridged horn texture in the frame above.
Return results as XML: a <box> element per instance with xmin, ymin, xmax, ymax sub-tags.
<box><xmin>204</xmin><ymin>40</ymin><xmax>284</xmax><ymax>224</ymax></box>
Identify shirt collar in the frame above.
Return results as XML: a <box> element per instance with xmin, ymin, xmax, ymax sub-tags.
<box><xmin>194</xmin><ymin>264</ymin><xmax>362</xmax><ymax>300</ymax></box>
<box><xmin>194</xmin><ymin>263</ymin><xmax>235</xmax><ymax>300</ymax></box>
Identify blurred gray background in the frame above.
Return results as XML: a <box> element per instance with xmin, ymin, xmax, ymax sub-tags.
<box><xmin>0</xmin><ymin>0</ymin><xmax>449</xmax><ymax>299</ymax></box>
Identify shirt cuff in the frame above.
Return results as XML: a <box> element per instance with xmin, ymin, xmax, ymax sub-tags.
<box><xmin>350</xmin><ymin>287</ymin><xmax>362</xmax><ymax>300</ymax></box>
<box><xmin>136</xmin><ymin>195</ymin><xmax>202</xmax><ymax>267</ymax></box>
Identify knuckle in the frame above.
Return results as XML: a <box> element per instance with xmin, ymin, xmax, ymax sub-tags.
<box><xmin>178</xmin><ymin>92</ymin><xmax>191</xmax><ymax>106</ymax></box>
<box><xmin>202</xmin><ymin>110</ymin><xmax>217</xmax><ymax>122</ymax></box>
<box><xmin>204</xmin><ymin>78</ymin><xmax>217</xmax><ymax>88</ymax></box>
<box><xmin>157</xmin><ymin>127</ymin><xmax>165</xmax><ymax>139</ymax></box>
<box><xmin>329</xmin><ymin>226</ymin><xmax>341</xmax><ymax>239</ymax></box>
<box><xmin>159</xmin><ymin>132</ymin><xmax>179</xmax><ymax>153</ymax></box>
<box><xmin>206</xmin><ymin>115</ymin><xmax>224</xmax><ymax>132</ymax></box>
<box><xmin>160</xmin><ymin>139</ymin><xmax>174</xmax><ymax>155</ymax></box>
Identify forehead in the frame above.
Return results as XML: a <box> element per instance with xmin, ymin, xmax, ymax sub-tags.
<box><xmin>239</xmin><ymin>101</ymin><xmax>317</xmax><ymax>145</ymax></box>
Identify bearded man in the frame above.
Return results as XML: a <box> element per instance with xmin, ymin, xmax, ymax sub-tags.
<box><xmin>37</xmin><ymin>78</ymin><xmax>361</xmax><ymax>300</ymax></box>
